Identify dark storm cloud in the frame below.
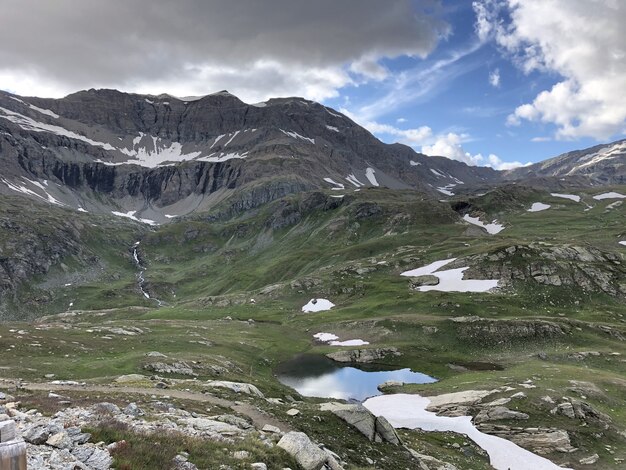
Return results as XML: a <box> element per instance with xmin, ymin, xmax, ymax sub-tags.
<box><xmin>0</xmin><ymin>0</ymin><xmax>448</xmax><ymax>99</ymax></box>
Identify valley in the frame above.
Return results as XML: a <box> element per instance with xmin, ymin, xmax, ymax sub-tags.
<box><xmin>0</xmin><ymin>90</ymin><xmax>625</xmax><ymax>470</ymax></box>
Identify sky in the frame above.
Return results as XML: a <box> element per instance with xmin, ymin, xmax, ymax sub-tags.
<box><xmin>1</xmin><ymin>0</ymin><xmax>624</xmax><ymax>169</ymax></box>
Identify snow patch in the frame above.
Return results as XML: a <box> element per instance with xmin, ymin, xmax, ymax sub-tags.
<box><xmin>363</xmin><ymin>394</ymin><xmax>570</xmax><ymax>470</ymax></box>
<box><xmin>430</xmin><ymin>169</ymin><xmax>445</xmax><ymax>177</ymax></box>
<box><xmin>463</xmin><ymin>215</ymin><xmax>505</xmax><ymax>234</ymax></box>
<box><xmin>410</xmin><ymin>160</ymin><xmax>421</xmax><ymax>166</ymax></box>
<box><xmin>324</xmin><ymin>178</ymin><xmax>345</xmax><ymax>190</ymax></box>
<box><xmin>325</xmin><ymin>125</ymin><xmax>339</xmax><ymax>132</ymax></box>
<box><xmin>313</xmin><ymin>332</ymin><xmax>369</xmax><ymax>347</ymax></box>
<box><xmin>28</xmin><ymin>104</ymin><xmax>59</xmax><ymax>118</ymax></box>
<box><xmin>401</xmin><ymin>258</ymin><xmax>499</xmax><ymax>293</ymax></box>
<box><xmin>111</xmin><ymin>211</ymin><xmax>157</xmax><ymax>226</ymax></box>
<box><xmin>346</xmin><ymin>174</ymin><xmax>365</xmax><ymax>187</ymax></box>
<box><xmin>197</xmin><ymin>151</ymin><xmax>248</xmax><ymax>163</ymax></box>
<box><xmin>593</xmin><ymin>192</ymin><xmax>626</xmax><ymax>200</ymax></box>
<box><xmin>329</xmin><ymin>339</ymin><xmax>370</xmax><ymax>346</ymax></box>
<box><xmin>313</xmin><ymin>333</ymin><xmax>339</xmax><ymax>342</ymax></box>
<box><xmin>619</xmin><ymin>241</ymin><xmax>626</xmax><ymax>246</ymax></box>
<box><xmin>550</xmin><ymin>193</ymin><xmax>580</xmax><ymax>202</ymax></box>
<box><xmin>527</xmin><ymin>202</ymin><xmax>551</xmax><ymax>212</ymax></box>
<box><xmin>365</xmin><ymin>168</ymin><xmax>379</xmax><ymax>187</ymax></box>
<box><xmin>2</xmin><ymin>177</ymin><xmax>65</xmax><ymax>206</ymax></box>
<box><xmin>280</xmin><ymin>129</ymin><xmax>315</xmax><ymax>144</ymax></box>
<box><xmin>302</xmin><ymin>298</ymin><xmax>335</xmax><ymax>313</ymax></box>
<box><xmin>77</xmin><ymin>207</ymin><xmax>88</xmax><ymax>213</ymax></box>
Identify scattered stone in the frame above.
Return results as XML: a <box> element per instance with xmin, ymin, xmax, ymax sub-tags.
<box><xmin>579</xmin><ymin>454</ymin><xmax>599</xmax><ymax>465</ymax></box>
<box><xmin>251</xmin><ymin>464</ymin><xmax>267</xmax><ymax>470</ymax></box>
<box><xmin>146</xmin><ymin>351</ymin><xmax>167</xmax><ymax>357</ymax></box>
<box><xmin>510</xmin><ymin>392</ymin><xmax>527</xmax><ymax>399</ymax></box>
<box><xmin>123</xmin><ymin>403</ymin><xmax>143</xmax><ymax>416</ymax></box>
<box><xmin>286</xmin><ymin>409</ymin><xmax>300</xmax><ymax>417</ymax></box>
<box><xmin>233</xmin><ymin>450</ymin><xmax>250</xmax><ymax>460</ymax></box>
<box><xmin>262</xmin><ymin>424</ymin><xmax>281</xmax><ymax>434</ymax></box>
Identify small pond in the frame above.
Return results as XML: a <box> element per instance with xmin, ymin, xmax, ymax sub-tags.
<box><xmin>276</xmin><ymin>354</ymin><xmax>437</xmax><ymax>402</ymax></box>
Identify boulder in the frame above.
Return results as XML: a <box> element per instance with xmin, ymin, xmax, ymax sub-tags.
<box><xmin>474</xmin><ymin>406</ymin><xmax>529</xmax><ymax>423</ymax></box>
<box><xmin>407</xmin><ymin>448</ymin><xmax>459</xmax><ymax>470</ymax></box>
<box><xmin>426</xmin><ymin>390</ymin><xmax>496</xmax><ymax>411</ymax></box>
<box><xmin>277</xmin><ymin>432</ymin><xmax>328</xmax><ymax>470</ymax></box>
<box><xmin>204</xmin><ymin>380</ymin><xmax>264</xmax><ymax>398</ymax></box>
<box><xmin>144</xmin><ymin>362</ymin><xmax>196</xmax><ymax>376</ymax></box>
<box><xmin>326</xmin><ymin>347</ymin><xmax>401</xmax><ymax>364</ymax></box>
<box><xmin>320</xmin><ymin>402</ymin><xmax>401</xmax><ymax>444</ymax></box>
<box><xmin>114</xmin><ymin>374</ymin><xmax>148</xmax><ymax>383</ymax></box>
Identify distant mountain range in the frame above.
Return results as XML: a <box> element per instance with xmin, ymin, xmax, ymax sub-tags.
<box><xmin>0</xmin><ymin>89</ymin><xmax>623</xmax><ymax>223</ymax></box>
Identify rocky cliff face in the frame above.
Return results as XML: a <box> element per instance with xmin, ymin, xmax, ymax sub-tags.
<box><xmin>0</xmin><ymin>89</ymin><xmax>499</xmax><ymax>223</ymax></box>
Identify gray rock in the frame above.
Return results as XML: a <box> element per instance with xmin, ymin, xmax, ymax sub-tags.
<box><xmin>407</xmin><ymin>448</ymin><xmax>459</xmax><ymax>470</ymax></box>
<box><xmin>204</xmin><ymin>381</ymin><xmax>264</xmax><ymax>398</ymax></box>
<box><xmin>474</xmin><ymin>406</ymin><xmax>529</xmax><ymax>423</ymax></box>
<box><xmin>579</xmin><ymin>454</ymin><xmax>600</xmax><ymax>465</ymax></box>
<box><xmin>277</xmin><ymin>432</ymin><xmax>328</xmax><ymax>470</ymax></box>
<box><xmin>251</xmin><ymin>464</ymin><xmax>267</xmax><ymax>470</ymax></box>
<box><xmin>85</xmin><ymin>448</ymin><xmax>113</xmax><ymax>470</ymax></box>
<box><xmin>144</xmin><ymin>362</ymin><xmax>196</xmax><ymax>376</ymax></box>
<box><xmin>326</xmin><ymin>347</ymin><xmax>401</xmax><ymax>363</ymax></box>
<box><xmin>320</xmin><ymin>402</ymin><xmax>400</xmax><ymax>444</ymax></box>
<box><xmin>123</xmin><ymin>403</ymin><xmax>143</xmax><ymax>416</ymax></box>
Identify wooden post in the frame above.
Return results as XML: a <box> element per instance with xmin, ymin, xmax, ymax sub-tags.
<box><xmin>0</xmin><ymin>419</ymin><xmax>27</xmax><ymax>470</ymax></box>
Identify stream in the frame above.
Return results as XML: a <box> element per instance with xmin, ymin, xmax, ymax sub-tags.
<box><xmin>132</xmin><ymin>242</ymin><xmax>163</xmax><ymax>306</ymax></box>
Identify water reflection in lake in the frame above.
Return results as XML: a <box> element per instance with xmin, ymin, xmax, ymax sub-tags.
<box><xmin>276</xmin><ymin>354</ymin><xmax>436</xmax><ymax>402</ymax></box>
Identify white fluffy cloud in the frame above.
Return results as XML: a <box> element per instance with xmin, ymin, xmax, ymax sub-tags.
<box><xmin>475</xmin><ymin>0</ymin><xmax>626</xmax><ymax>140</ymax></box>
<box><xmin>421</xmin><ymin>133</ymin><xmax>484</xmax><ymax>166</ymax></box>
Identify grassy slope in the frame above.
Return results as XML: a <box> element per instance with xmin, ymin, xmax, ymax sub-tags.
<box><xmin>0</xmin><ymin>185</ymin><xmax>625</xmax><ymax>468</ymax></box>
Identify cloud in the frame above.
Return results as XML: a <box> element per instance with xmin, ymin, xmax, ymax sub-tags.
<box><xmin>475</xmin><ymin>0</ymin><xmax>626</xmax><ymax>140</ymax></box>
<box><xmin>339</xmin><ymin>109</ymin><xmax>433</xmax><ymax>146</ymax></box>
<box><xmin>421</xmin><ymin>133</ymin><xmax>485</xmax><ymax>166</ymax></box>
<box><xmin>486</xmin><ymin>154</ymin><xmax>529</xmax><ymax>170</ymax></box>
<box><xmin>489</xmin><ymin>68</ymin><xmax>501</xmax><ymax>87</ymax></box>
<box><xmin>0</xmin><ymin>0</ymin><xmax>448</xmax><ymax>101</ymax></box>
<box><xmin>343</xmin><ymin>109</ymin><xmax>528</xmax><ymax>170</ymax></box>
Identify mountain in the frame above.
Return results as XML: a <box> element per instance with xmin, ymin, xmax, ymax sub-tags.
<box><xmin>0</xmin><ymin>89</ymin><xmax>498</xmax><ymax>223</ymax></box>
<box><xmin>0</xmin><ymin>89</ymin><xmax>626</xmax><ymax>470</ymax></box>
<box><xmin>505</xmin><ymin>139</ymin><xmax>626</xmax><ymax>185</ymax></box>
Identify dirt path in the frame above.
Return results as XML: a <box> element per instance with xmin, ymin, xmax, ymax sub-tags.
<box><xmin>3</xmin><ymin>380</ymin><xmax>293</xmax><ymax>432</ymax></box>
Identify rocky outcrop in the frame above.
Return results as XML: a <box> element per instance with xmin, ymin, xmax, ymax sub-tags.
<box><xmin>406</xmin><ymin>448</ymin><xmax>459</xmax><ymax>470</ymax></box>
<box><xmin>455</xmin><ymin>318</ymin><xmax>569</xmax><ymax>343</ymax></box>
<box><xmin>326</xmin><ymin>347</ymin><xmax>402</xmax><ymax>364</ymax></box>
<box><xmin>474</xmin><ymin>406</ymin><xmax>529</xmax><ymax>423</ymax></box>
<box><xmin>320</xmin><ymin>403</ymin><xmax>401</xmax><ymax>445</ymax></box>
<box><xmin>143</xmin><ymin>361</ymin><xmax>196</xmax><ymax>376</ymax></box>
<box><xmin>476</xmin><ymin>425</ymin><xmax>576</xmax><ymax>454</ymax></box>
<box><xmin>466</xmin><ymin>243</ymin><xmax>626</xmax><ymax>297</ymax></box>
